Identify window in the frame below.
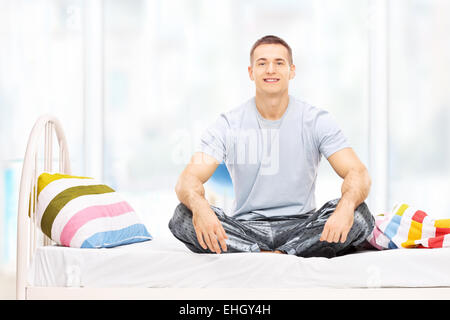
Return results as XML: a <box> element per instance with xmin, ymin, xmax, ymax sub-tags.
<box><xmin>388</xmin><ymin>0</ymin><xmax>450</xmax><ymax>218</ymax></box>
<box><xmin>102</xmin><ymin>0</ymin><xmax>369</xmax><ymax>230</ymax></box>
<box><xmin>0</xmin><ymin>0</ymin><xmax>84</xmax><ymax>268</ymax></box>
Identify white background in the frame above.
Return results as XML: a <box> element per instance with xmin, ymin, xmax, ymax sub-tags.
<box><xmin>1</xmin><ymin>0</ymin><xmax>449</xmax><ymax>299</ymax></box>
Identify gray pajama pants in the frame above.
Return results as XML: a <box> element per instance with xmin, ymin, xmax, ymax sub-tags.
<box><xmin>168</xmin><ymin>198</ymin><xmax>375</xmax><ymax>258</ymax></box>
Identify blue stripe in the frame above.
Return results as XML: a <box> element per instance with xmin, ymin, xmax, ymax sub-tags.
<box><xmin>81</xmin><ymin>223</ymin><xmax>152</xmax><ymax>248</ymax></box>
<box><xmin>388</xmin><ymin>240</ymin><xmax>398</xmax><ymax>249</ymax></box>
<box><xmin>384</xmin><ymin>214</ymin><xmax>402</xmax><ymax>240</ymax></box>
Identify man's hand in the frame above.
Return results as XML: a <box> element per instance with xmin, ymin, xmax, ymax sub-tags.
<box><xmin>322</xmin><ymin>148</ymin><xmax>371</xmax><ymax>244</ymax></box>
<box><xmin>320</xmin><ymin>205</ymin><xmax>354</xmax><ymax>243</ymax></box>
<box><xmin>192</xmin><ymin>207</ymin><xmax>228</xmax><ymax>254</ymax></box>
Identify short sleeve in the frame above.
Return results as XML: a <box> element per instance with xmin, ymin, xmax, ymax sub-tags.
<box><xmin>195</xmin><ymin>114</ymin><xmax>229</xmax><ymax>163</ymax></box>
<box><xmin>314</xmin><ymin>109</ymin><xmax>351</xmax><ymax>159</ymax></box>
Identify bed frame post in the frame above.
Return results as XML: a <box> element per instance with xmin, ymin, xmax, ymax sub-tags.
<box><xmin>16</xmin><ymin>115</ymin><xmax>71</xmax><ymax>300</ymax></box>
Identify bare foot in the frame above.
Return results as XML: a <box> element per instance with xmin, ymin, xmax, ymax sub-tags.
<box><xmin>260</xmin><ymin>250</ymin><xmax>285</xmax><ymax>254</ymax></box>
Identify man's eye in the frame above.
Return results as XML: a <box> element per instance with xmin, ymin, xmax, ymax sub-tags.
<box><xmin>258</xmin><ymin>63</ymin><xmax>265</xmax><ymax>66</ymax></box>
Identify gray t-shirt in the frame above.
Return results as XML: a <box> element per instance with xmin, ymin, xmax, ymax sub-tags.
<box><xmin>197</xmin><ymin>95</ymin><xmax>350</xmax><ymax>219</ymax></box>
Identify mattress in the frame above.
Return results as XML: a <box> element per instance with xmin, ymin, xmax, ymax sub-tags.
<box><xmin>27</xmin><ymin>235</ymin><xmax>450</xmax><ymax>288</ymax></box>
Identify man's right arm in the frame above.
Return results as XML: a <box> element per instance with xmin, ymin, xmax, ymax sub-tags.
<box><xmin>175</xmin><ymin>152</ymin><xmax>228</xmax><ymax>254</ymax></box>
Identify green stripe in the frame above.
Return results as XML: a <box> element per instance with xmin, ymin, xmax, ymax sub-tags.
<box><xmin>40</xmin><ymin>184</ymin><xmax>115</xmax><ymax>238</ymax></box>
<box><xmin>37</xmin><ymin>173</ymin><xmax>93</xmax><ymax>198</ymax></box>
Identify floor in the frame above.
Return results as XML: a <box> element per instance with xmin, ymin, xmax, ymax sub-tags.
<box><xmin>0</xmin><ymin>272</ymin><xmax>15</xmax><ymax>300</ymax></box>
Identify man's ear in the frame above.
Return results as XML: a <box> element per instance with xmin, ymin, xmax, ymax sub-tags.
<box><xmin>289</xmin><ymin>64</ymin><xmax>296</xmax><ymax>80</ymax></box>
<box><xmin>248</xmin><ymin>65</ymin><xmax>254</xmax><ymax>81</ymax></box>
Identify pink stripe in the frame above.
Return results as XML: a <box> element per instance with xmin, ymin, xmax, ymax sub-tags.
<box><xmin>367</xmin><ymin>226</ymin><xmax>385</xmax><ymax>250</ymax></box>
<box><xmin>60</xmin><ymin>201</ymin><xmax>134</xmax><ymax>246</ymax></box>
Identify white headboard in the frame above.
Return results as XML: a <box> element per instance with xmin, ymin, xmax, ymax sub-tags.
<box><xmin>16</xmin><ymin>114</ymin><xmax>71</xmax><ymax>299</ymax></box>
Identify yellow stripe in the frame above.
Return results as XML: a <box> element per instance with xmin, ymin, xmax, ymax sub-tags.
<box><xmin>37</xmin><ymin>173</ymin><xmax>92</xmax><ymax>198</ymax></box>
<box><xmin>401</xmin><ymin>240</ymin><xmax>419</xmax><ymax>248</ymax></box>
<box><xmin>402</xmin><ymin>220</ymin><xmax>422</xmax><ymax>248</ymax></box>
<box><xmin>434</xmin><ymin>219</ymin><xmax>450</xmax><ymax>228</ymax></box>
<box><xmin>395</xmin><ymin>203</ymin><xmax>409</xmax><ymax>216</ymax></box>
<box><xmin>27</xmin><ymin>185</ymin><xmax>36</xmax><ymax>218</ymax></box>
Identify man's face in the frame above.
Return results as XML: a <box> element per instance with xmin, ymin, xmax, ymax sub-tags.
<box><xmin>248</xmin><ymin>44</ymin><xmax>295</xmax><ymax>95</ymax></box>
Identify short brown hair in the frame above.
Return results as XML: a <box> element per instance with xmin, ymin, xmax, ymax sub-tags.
<box><xmin>250</xmin><ymin>35</ymin><xmax>293</xmax><ymax>65</ymax></box>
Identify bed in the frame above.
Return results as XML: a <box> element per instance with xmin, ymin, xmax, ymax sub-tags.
<box><xmin>16</xmin><ymin>115</ymin><xmax>450</xmax><ymax>300</ymax></box>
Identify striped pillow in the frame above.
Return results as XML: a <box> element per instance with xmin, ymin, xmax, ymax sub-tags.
<box><xmin>36</xmin><ymin>172</ymin><xmax>152</xmax><ymax>248</ymax></box>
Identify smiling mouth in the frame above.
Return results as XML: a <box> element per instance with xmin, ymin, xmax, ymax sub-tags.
<box><xmin>264</xmin><ymin>78</ymin><xmax>280</xmax><ymax>83</ymax></box>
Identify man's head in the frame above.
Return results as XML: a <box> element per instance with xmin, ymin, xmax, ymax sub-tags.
<box><xmin>248</xmin><ymin>35</ymin><xmax>296</xmax><ymax>95</ymax></box>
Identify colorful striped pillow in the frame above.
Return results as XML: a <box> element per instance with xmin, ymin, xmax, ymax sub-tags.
<box><xmin>36</xmin><ymin>173</ymin><xmax>152</xmax><ymax>248</ymax></box>
<box><xmin>367</xmin><ymin>203</ymin><xmax>450</xmax><ymax>250</ymax></box>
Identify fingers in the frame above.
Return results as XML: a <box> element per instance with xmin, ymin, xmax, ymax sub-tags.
<box><xmin>320</xmin><ymin>222</ymin><xmax>344</xmax><ymax>243</ymax></box>
<box><xmin>194</xmin><ymin>226</ymin><xmax>228</xmax><ymax>254</ymax></box>
<box><xmin>320</xmin><ymin>226</ymin><xmax>350</xmax><ymax>243</ymax></box>
<box><xmin>209</xmin><ymin>228</ymin><xmax>228</xmax><ymax>254</ymax></box>
<box><xmin>324</xmin><ymin>230</ymin><xmax>342</xmax><ymax>243</ymax></box>
<box><xmin>340</xmin><ymin>231</ymin><xmax>348</xmax><ymax>244</ymax></box>
<box><xmin>192</xmin><ymin>211</ymin><xmax>228</xmax><ymax>254</ymax></box>
<box><xmin>208</xmin><ymin>233</ymin><xmax>221</xmax><ymax>254</ymax></box>
<box><xmin>203</xmin><ymin>232</ymin><xmax>214</xmax><ymax>252</ymax></box>
<box><xmin>325</xmin><ymin>231</ymin><xmax>338</xmax><ymax>243</ymax></box>
<box><xmin>320</xmin><ymin>211</ymin><xmax>355</xmax><ymax>244</ymax></box>
<box><xmin>319</xmin><ymin>226</ymin><xmax>329</xmax><ymax>242</ymax></box>
<box><xmin>332</xmin><ymin>231</ymin><xmax>340</xmax><ymax>243</ymax></box>
<box><xmin>218</xmin><ymin>227</ymin><xmax>228</xmax><ymax>253</ymax></box>
<box><xmin>194</xmin><ymin>227</ymin><xmax>208</xmax><ymax>250</ymax></box>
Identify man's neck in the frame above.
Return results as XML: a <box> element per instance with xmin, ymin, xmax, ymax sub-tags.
<box><xmin>254</xmin><ymin>91</ymin><xmax>290</xmax><ymax>120</ymax></box>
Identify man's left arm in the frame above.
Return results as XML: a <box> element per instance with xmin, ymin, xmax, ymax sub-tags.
<box><xmin>319</xmin><ymin>147</ymin><xmax>371</xmax><ymax>243</ymax></box>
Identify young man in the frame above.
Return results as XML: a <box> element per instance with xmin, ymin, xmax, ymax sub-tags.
<box><xmin>169</xmin><ymin>35</ymin><xmax>375</xmax><ymax>258</ymax></box>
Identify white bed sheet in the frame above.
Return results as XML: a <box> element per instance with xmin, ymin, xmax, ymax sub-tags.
<box><xmin>28</xmin><ymin>235</ymin><xmax>450</xmax><ymax>288</ymax></box>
